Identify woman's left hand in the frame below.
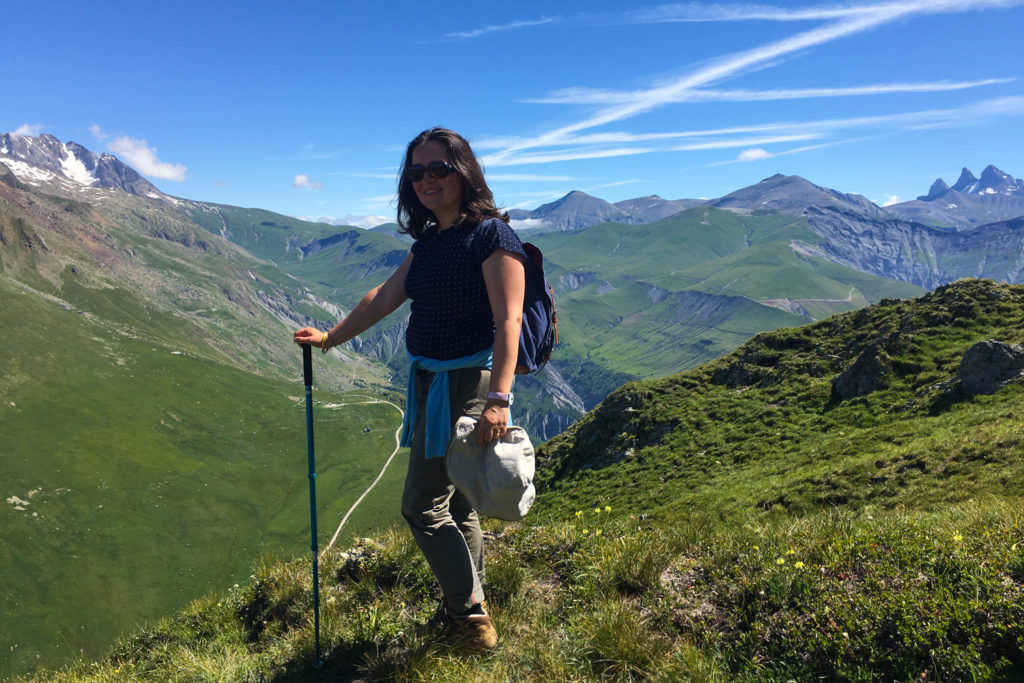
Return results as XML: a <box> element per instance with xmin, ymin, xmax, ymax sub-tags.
<box><xmin>476</xmin><ymin>402</ymin><xmax>508</xmax><ymax>445</ymax></box>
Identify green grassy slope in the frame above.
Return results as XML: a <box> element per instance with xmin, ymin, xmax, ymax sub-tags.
<box><xmin>0</xmin><ymin>276</ymin><xmax>408</xmax><ymax>678</ymax></box>
<box><xmin>181</xmin><ymin>200</ymin><xmax>416</xmax><ymax>375</ymax></box>
<box><xmin>552</xmin><ymin>278</ymin><xmax>808</xmax><ymax>377</ymax></box>
<box><xmin>26</xmin><ymin>279</ymin><xmax>1024</xmax><ymax>682</ymax></box>
<box><xmin>0</xmin><ymin>186</ymin><xmax>411</xmax><ymax>677</ymax></box>
<box><xmin>536</xmin><ymin>279</ymin><xmax>1024</xmax><ymax>521</ymax></box>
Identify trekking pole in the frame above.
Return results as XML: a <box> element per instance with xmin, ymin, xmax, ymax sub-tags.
<box><xmin>302</xmin><ymin>344</ymin><xmax>323</xmax><ymax>667</ymax></box>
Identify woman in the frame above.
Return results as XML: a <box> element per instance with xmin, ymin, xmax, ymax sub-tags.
<box><xmin>293</xmin><ymin>127</ymin><xmax>526</xmax><ymax>651</ymax></box>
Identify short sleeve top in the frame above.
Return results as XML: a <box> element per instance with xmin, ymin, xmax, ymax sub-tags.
<box><xmin>404</xmin><ymin>217</ymin><xmax>525</xmax><ymax>360</ymax></box>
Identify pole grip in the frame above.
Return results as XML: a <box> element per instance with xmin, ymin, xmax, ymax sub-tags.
<box><xmin>303</xmin><ymin>343</ymin><xmax>313</xmax><ymax>387</ymax></box>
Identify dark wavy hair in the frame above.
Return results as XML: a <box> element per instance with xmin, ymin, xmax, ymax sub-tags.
<box><xmin>397</xmin><ymin>127</ymin><xmax>508</xmax><ymax>239</ymax></box>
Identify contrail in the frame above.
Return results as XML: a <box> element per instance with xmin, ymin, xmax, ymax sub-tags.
<box><xmin>482</xmin><ymin>0</ymin><xmax>1024</xmax><ymax>167</ymax></box>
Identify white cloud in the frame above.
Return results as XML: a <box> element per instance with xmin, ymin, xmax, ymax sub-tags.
<box><xmin>340</xmin><ymin>214</ymin><xmax>391</xmax><ymax>229</ymax></box>
<box><xmin>90</xmin><ymin>125</ymin><xmax>187</xmax><ymax>181</ymax></box>
<box><xmin>14</xmin><ymin>123</ymin><xmax>45</xmax><ymax>136</ymax></box>
<box><xmin>298</xmin><ymin>214</ymin><xmax>392</xmax><ymax>229</ymax></box>
<box><xmin>485</xmin><ymin>146</ymin><xmax>656</xmax><ymax>166</ymax></box>
<box><xmin>585</xmin><ymin>179</ymin><xmax>644</xmax><ymax>191</ymax></box>
<box><xmin>485</xmin><ymin>0</ymin><xmax>1024</xmax><ymax>167</ymax></box>
<box><xmin>444</xmin><ymin>16</ymin><xmax>559</xmax><ymax>39</ymax></box>
<box><xmin>486</xmin><ymin>95</ymin><xmax>1024</xmax><ymax>167</ymax></box>
<box><xmin>525</xmin><ymin>79</ymin><xmax>1012</xmax><ymax>105</ymax></box>
<box><xmin>675</xmin><ymin>134</ymin><xmax>818</xmax><ymax>151</ymax></box>
<box><xmin>710</xmin><ymin>137</ymin><xmax>865</xmax><ymax>166</ymax></box>
<box><xmin>510</xmin><ymin>218</ymin><xmax>556</xmax><ymax>232</ymax></box>
<box><xmin>626</xmin><ymin>3</ymin><xmax>876</xmax><ymax>23</ymax></box>
<box><xmin>293</xmin><ymin>174</ymin><xmax>324</xmax><ymax>190</ymax></box>
<box><xmin>883</xmin><ymin>194</ymin><xmax>902</xmax><ymax>206</ymax></box>
<box><xmin>108</xmin><ymin>137</ymin><xmax>188</xmax><ymax>181</ymax></box>
<box><xmin>738</xmin><ymin>148</ymin><xmax>772</xmax><ymax>161</ymax></box>
<box><xmin>627</xmin><ymin>0</ymin><xmax>1024</xmax><ymax>24</ymax></box>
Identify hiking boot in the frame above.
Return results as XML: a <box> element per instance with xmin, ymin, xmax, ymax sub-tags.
<box><xmin>444</xmin><ymin>602</ymin><xmax>498</xmax><ymax>652</ymax></box>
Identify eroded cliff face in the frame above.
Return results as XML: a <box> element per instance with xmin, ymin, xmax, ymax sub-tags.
<box><xmin>801</xmin><ymin>207</ymin><xmax>1024</xmax><ymax>289</ymax></box>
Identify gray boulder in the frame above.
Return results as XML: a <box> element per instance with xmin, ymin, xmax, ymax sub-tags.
<box><xmin>959</xmin><ymin>340</ymin><xmax>1024</xmax><ymax>395</ymax></box>
<box><xmin>832</xmin><ymin>344</ymin><xmax>890</xmax><ymax>400</ymax></box>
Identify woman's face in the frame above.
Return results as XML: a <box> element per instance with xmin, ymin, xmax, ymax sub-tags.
<box><xmin>410</xmin><ymin>140</ymin><xmax>463</xmax><ymax>230</ymax></box>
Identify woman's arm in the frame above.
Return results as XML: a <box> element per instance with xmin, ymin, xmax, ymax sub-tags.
<box><xmin>477</xmin><ymin>248</ymin><xmax>526</xmax><ymax>444</ymax></box>
<box><xmin>293</xmin><ymin>252</ymin><xmax>413</xmax><ymax>350</ymax></box>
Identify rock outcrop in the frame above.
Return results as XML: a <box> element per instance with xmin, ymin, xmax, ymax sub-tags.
<box><xmin>959</xmin><ymin>339</ymin><xmax>1024</xmax><ymax>395</ymax></box>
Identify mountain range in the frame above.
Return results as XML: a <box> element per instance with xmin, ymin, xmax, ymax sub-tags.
<box><xmin>4</xmin><ymin>133</ymin><xmax>1024</xmax><ymax>440</ymax></box>
<box><xmin>0</xmin><ymin>133</ymin><xmax>166</xmax><ymax>199</ymax></box>
<box><xmin>509</xmin><ymin>164</ymin><xmax>1024</xmax><ymax>233</ymax></box>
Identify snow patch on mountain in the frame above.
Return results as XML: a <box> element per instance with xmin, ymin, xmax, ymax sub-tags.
<box><xmin>60</xmin><ymin>145</ymin><xmax>98</xmax><ymax>186</ymax></box>
<box><xmin>2</xmin><ymin>158</ymin><xmax>59</xmax><ymax>186</ymax></box>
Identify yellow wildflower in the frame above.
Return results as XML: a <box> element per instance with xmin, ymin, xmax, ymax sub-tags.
<box><xmin>776</xmin><ymin>558</ymin><xmax>785</xmax><ymax>565</ymax></box>
<box><xmin>795</xmin><ymin>561</ymin><xmax>805</xmax><ymax>569</ymax></box>
<box><xmin>605</xmin><ymin>505</ymin><xmax>612</xmax><ymax>512</ymax></box>
<box><xmin>594</xmin><ymin>507</ymin><xmax>602</xmax><ymax>514</ymax></box>
<box><xmin>582</xmin><ymin>529</ymin><xmax>589</xmax><ymax>535</ymax></box>
<box><xmin>596</xmin><ymin>529</ymin><xmax>603</xmax><ymax>537</ymax></box>
<box><xmin>953</xmin><ymin>532</ymin><xmax>964</xmax><ymax>543</ymax></box>
<box><xmin>575</xmin><ymin>510</ymin><xmax>584</xmax><ymax>518</ymax></box>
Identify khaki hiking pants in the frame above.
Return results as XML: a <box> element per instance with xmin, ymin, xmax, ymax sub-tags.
<box><xmin>401</xmin><ymin>366</ymin><xmax>489</xmax><ymax>614</ymax></box>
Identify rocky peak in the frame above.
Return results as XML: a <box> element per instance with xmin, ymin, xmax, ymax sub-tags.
<box><xmin>0</xmin><ymin>132</ymin><xmax>164</xmax><ymax>198</ymax></box>
<box><xmin>1</xmin><ymin>133</ymin><xmax>70</xmax><ymax>170</ymax></box>
<box><xmin>918</xmin><ymin>178</ymin><xmax>950</xmax><ymax>201</ymax></box>
<box><xmin>712</xmin><ymin>173</ymin><xmax>886</xmax><ymax>217</ymax></box>
<box><xmin>528</xmin><ymin>190</ymin><xmax>633</xmax><ymax>231</ymax></box>
<box><xmin>950</xmin><ymin>167</ymin><xmax>979</xmax><ymax>193</ymax></box>
<box><xmin>977</xmin><ymin>165</ymin><xmax>1022</xmax><ymax>195</ymax></box>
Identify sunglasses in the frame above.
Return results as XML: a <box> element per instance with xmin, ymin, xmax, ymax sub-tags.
<box><xmin>405</xmin><ymin>161</ymin><xmax>455</xmax><ymax>183</ymax></box>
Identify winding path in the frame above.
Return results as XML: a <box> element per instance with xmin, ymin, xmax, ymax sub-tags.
<box><xmin>321</xmin><ymin>397</ymin><xmax>405</xmax><ymax>555</ymax></box>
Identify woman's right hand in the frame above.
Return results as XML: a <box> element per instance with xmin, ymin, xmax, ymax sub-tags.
<box><xmin>293</xmin><ymin>327</ymin><xmax>326</xmax><ymax>347</ymax></box>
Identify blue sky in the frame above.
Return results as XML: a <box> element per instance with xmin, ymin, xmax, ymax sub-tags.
<box><xmin>5</xmin><ymin>0</ymin><xmax>1023</xmax><ymax>227</ymax></box>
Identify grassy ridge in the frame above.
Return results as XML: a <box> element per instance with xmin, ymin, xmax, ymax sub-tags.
<box><xmin>24</xmin><ymin>279</ymin><xmax>1024</xmax><ymax>681</ymax></box>
<box><xmin>536</xmin><ymin>279</ymin><xmax>1024</xmax><ymax>521</ymax></box>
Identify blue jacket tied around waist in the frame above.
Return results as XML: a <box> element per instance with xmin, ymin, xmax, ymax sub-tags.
<box><xmin>400</xmin><ymin>347</ymin><xmax>511</xmax><ymax>458</ymax></box>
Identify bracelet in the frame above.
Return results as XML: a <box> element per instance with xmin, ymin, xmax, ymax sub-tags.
<box><xmin>486</xmin><ymin>391</ymin><xmax>513</xmax><ymax>406</ymax></box>
<box><xmin>321</xmin><ymin>331</ymin><xmax>329</xmax><ymax>350</ymax></box>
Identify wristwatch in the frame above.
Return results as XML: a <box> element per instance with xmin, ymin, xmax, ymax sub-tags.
<box><xmin>486</xmin><ymin>391</ymin><xmax>513</xmax><ymax>406</ymax></box>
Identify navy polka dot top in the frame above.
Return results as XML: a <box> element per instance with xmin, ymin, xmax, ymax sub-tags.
<box><xmin>405</xmin><ymin>217</ymin><xmax>525</xmax><ymax>360</ymax></box>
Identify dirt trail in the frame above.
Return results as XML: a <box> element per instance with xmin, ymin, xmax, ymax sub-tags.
<box><xmin>321</xmin><ymin>398</ymin><xmax>405</xmax><ymax>555</ymax></box>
